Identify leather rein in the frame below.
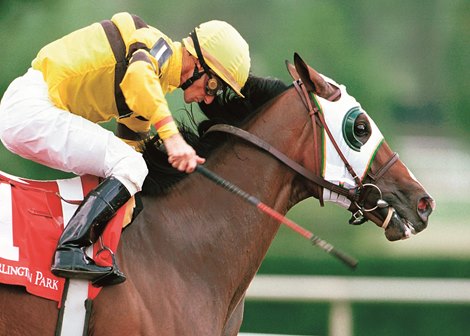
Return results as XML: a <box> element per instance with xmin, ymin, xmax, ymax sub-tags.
<box><xmin>205</xmin><ymin>79</ymin><xmax>399</xmax><ymax>228</ymax></box>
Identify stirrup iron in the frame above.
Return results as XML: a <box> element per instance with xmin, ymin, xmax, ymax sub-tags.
<box><xmin>91</xmin><ymin>238</ymin><xmax>126</xmax><ymax>287</ymax></box>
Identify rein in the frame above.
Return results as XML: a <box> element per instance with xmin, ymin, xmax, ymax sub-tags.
<box><xmin>205</xmin><ymin>79</ymin><xmax>399</xmax><ymax>229</ymax></box>
<box><xmin>292</xmin><ymin>78</ymin><xmax>398</xmax><ymax>229</ymax></box>
<box><xmin>204</xmin><ymin>124</ymin><xmax>358</xmax><ymax>202</ymax></box>
<box><xmin>204</xmin><ymin>83</ymin><xmax>363</xmax><ymax>205</ymax></box>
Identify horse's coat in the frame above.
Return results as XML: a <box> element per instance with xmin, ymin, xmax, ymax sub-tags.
<box><xmin>0</xmin><ymin>56</ymin><xmax>433</xmax><ymax>335</ymax></box>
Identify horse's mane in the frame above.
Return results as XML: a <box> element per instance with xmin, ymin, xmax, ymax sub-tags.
<box><xmin>141</xmin><ymin>75</ymin><xmax>289</xmax><ymax>196</ymax></box>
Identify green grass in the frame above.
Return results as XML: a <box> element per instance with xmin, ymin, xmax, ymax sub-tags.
<box><xmin>240</xmin><ymin>198</ymin><xmax>470</xmax><ymax>335</ymax></box>
<box><xmin>241</xmin><ymin>301</ymin><xmax>329</xmax><ymax>336</ymax></box>
<box><xmin>240</xmin><ymin>302</ymin><xmax>470</xmax><ymax>336</ymax></box>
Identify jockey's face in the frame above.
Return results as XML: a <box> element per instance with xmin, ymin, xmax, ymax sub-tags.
<box><xmin>183</xmin><ymin>72</ymin><xmax>216</xmax><ymax>105</ymax></box>
<box><xmin>181</xmin><ymin>54</ymin><xmax>217</xmax><ymax>105</ymax></box>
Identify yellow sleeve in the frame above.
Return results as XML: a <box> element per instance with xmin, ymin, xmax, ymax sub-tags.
<box><xmin>120</xmin><ymin>49</ymin><xmax>179</xmax><ymax>140</ymax></box>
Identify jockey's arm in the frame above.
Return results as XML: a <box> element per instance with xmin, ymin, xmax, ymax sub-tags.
<box><xmin>118</xmin><ymin>48</ymin><xmax>178</xmax><ymax>150</ymax></box>
<box><xmin>120</xmin><ymin>49</ymin><xmax>179</xmax><ymax>138</ymax></box>
<box><xmin>119</xmin><ymin>50</ymin><xmax>204</xmax><ymax>171</ymax></box>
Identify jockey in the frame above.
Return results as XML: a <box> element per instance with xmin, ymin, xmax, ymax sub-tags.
<box><xmin>0</xmin><ymin>12</ymin><xmax>250</xmax><ymax>286</ymax></box>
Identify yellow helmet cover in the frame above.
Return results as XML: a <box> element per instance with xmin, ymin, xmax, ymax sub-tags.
<box><xmin>183</xmin><ymin>20</ymin><xmax>250</xmax><ymax>97</ymax></box>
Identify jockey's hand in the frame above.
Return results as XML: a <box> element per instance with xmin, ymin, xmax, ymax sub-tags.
<box><xmin>163</xmin><ymin>133</ymin><xmax>205</xmax><ymax>173</ymax></box>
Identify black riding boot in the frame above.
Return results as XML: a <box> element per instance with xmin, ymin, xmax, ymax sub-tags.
<box><xmin>51</xmin><ymin>176</ymin><xmax>131</xmax><ymax>284</ymax></box>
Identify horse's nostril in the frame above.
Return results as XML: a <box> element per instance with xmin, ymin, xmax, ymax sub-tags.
<box><xmin>417</xmin><ymin>196</ymin><xmax>435</xmax><ymax>222</ymax></box>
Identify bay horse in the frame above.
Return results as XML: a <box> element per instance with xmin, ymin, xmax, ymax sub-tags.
<box><xmin>0</xmin><ymin>54</ymin><xmax>434</xmax><ymax>335</ymax></box>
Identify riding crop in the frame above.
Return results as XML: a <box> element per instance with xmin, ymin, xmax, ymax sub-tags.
<box><xmin>196</xmin><ymin>165</ymin><xmax>358</xmax><ymax>269</ymax></box>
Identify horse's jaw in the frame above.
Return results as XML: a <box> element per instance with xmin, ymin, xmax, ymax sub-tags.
<box><xmin>383</xmin><ymin>209</ymin><xmax>417</xmax><ymax>241</ymax></box>
<box><xmin>378</xmin><ymin>196</ymin><xmax>435</xmax><ymax>241</ymax></box>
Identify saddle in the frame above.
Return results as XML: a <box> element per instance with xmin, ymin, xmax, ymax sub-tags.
<box><xmin>0</xmin><ymin>170</ymin><xmax>138</xmax><ymax>305</ymax></box>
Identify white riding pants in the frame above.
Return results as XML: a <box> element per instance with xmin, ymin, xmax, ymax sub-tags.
<box><xmin>0</xmin><ymin>68</ymin><xmax>148</xmax><ymax>196</ymax></box>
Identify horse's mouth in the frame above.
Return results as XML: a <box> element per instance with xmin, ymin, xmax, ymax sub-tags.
<box><xmin>384</xmin><ymin>208</ymin><xmax>419</xmax><ymax>241</ymax></box>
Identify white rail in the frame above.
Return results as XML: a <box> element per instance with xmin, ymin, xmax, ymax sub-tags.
<box><xmin>244</xmin><ymin>275</ymin><xmax>470</xmax><ymax>336</ymax></box>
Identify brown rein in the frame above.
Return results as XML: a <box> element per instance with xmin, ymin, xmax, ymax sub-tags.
<box><xmin>204</xmin><ymin>80</ymin><xmax>399</xmax><ymax>229</ymax></box>
<box><xmin>205</xmin><ymin>123</ymin><xmax>359</xmax><ymax>202</ymax></box>
<box><xmin>204</xmin><ymin>80</ymin><xmax>364</xmax><ymax>205</ymax></box>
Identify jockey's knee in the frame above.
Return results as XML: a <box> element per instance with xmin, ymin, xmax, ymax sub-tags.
<box><xmin>110</xmin><ymin>152</ymin><xmax>148</xmax><ymax>196</ymax></box>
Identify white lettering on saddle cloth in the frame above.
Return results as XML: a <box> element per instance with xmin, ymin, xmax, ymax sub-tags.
<box><xmin>34</xmin><ymin>271</ymin><xmax>60</xmax><ymax>290</ymax></box>
<box><xmin>0</xmin><ymin>264</ymin><xmax>32</xmax><ymax>281</ymax></box>
<box><xmin>0</xmin><ymin>171</ymin><xmax>129</xmax><ymax>304</ymax></box>
<box><xmin>0</xmin><ymin>174</ymin><xmax>75</xmax><ymax>302</ymax></box>
<box><xmin>0</xmin><ymin>264</ymin><xmax>58</xmax><ymax>290</ymax></box>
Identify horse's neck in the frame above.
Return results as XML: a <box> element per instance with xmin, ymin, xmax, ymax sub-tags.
<box><xmin>125</xmin><ymin>89</ymin><xmax>308</xmax><ymax>317</ymax></box>
<box><xmin>152</xmin><ymin>140</ymin><xmax>296</xmax><ymax>267</ymax></box>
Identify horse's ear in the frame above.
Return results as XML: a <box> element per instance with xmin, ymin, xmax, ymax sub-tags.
<box><xmin>285</xmin><ymin>60</ymin><xmax>299</xmax><ymax>81</ymax></box>
<box><xmin>293</xmin><ymin>52</ymin><xmax>340</xmax><ymax>100</ymax></box>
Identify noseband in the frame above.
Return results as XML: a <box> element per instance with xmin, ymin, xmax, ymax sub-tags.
<box><xmin>205</xmin><ymin>79</ymin><xmax>398</xmax><ymax>229</ymax></box>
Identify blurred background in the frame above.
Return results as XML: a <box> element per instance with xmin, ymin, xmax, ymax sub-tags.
<box><xmin>0</xmin><ymin>1</ymin><xmax>469</xmax><ymax>335</ymax></box>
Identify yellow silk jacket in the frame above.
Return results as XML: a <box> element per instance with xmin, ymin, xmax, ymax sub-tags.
<box><xmin>32</xmin><ymin>12</ymin><xmax>181</xmax><ymax>147</ymax></box>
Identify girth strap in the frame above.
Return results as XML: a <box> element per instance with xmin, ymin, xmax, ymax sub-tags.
<box><xmin>205</xmin><ymin>124</ymin><xmax>359</xmax><ymax>201</ymax></box>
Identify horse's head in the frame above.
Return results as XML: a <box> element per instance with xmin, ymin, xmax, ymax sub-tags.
<box><xmin>290</xmin><ymin>53</ymin><xmax>435</xmax><ymax>241</ymax></box>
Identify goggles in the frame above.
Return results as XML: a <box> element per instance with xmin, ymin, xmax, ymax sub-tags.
<box><xmin>205</xmin><ymin>72</ymin><xmax>224</xmax><ymax>96</ymax></box>
<box><xmin>183</xmin><ymin>64</ymin><xmax>224</xmax><ymax>96</ymax></box>
<box><xmin>181</xmin><ymin>30</ymin><xmax>225</xmax><ymax>96</ymax></box>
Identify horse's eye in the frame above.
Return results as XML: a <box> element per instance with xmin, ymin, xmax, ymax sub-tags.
<box><xmin>342</xmin><ymin>107</ymin><xmax>371</xmax><ymax>152</ymax></box>
<box><xmin>354</xmin><ymin>122</ymin><xmax>368</xmax><ymax>137</ymax></box>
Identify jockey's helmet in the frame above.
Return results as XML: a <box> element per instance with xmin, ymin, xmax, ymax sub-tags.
<box><xmin>183</xmin><ymin>20</ymin><xmax>250</xmax><ymax>97</ymax></box>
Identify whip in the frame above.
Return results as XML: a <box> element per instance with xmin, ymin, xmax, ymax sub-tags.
<box><xmin>196</xmin><ymin>165</ymin><xmax>358</xmax><ymax>269</ymax></box>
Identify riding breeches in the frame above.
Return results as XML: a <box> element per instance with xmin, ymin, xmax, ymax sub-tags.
<box><xmin>0</xmin><ymin>68</ymin><xmax>148</xmax><ymax>196</ymax></box>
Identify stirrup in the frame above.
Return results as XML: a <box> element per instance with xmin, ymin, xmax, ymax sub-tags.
<box><xmin>92</xmin><ymin>267</ymin><xmax>126</xmax><ymax>287</ymax></box>
<box><xmin>91</xmin><ymin>240</ymin><xmax>126</xmax><ymax>287</ymax></box>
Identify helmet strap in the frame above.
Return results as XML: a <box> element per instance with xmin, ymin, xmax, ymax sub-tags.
<box><xmin>181</xmin><ymin>30</ymin><xmax>213</xmax><ymax>91</ymax></box>
<box><xmin>181</xmin><ymin>64</ymin><xmax>205</xmax><ymax>90</ymax></box>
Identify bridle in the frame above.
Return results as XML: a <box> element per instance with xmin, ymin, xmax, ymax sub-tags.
<box><xmin>205</xmin><ymin>78</ymin><xmax>399</xmax><ymax>229</ymax></box>
<box><xmin>292</xmin><ymin>78</ymin><xmax>400</xmax><ymax>229</ymax></box>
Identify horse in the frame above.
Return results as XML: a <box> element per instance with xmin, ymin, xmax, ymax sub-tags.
<box><xmin>0</xmin><ymin>53</ymin><xmax>434</xmax><ymax>335</ymax></box>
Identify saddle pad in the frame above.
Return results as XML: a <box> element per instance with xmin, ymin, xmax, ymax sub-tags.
<box><xmin>0</xmin><ymin>171</ymin><xmax>130</xmax><ymax>305</ymax></box>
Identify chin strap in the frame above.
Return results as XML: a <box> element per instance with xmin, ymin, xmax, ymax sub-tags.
<box><xmin>181</xmin><ymin>64</ymin><xmax>205</xmax><ymax>90</ymax></box>
<box><xmin>181</xmin><ymin>30</ymin><xmax>213</xmax><ymax>91</ymax></box>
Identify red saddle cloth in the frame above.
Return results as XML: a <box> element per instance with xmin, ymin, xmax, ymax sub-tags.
<box><xmin>0</xmin><ymin>171</ymin><xmax>127</xmax><ymax>305</ymax></box>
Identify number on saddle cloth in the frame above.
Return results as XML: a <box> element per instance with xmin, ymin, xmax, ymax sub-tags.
<box><xmin>0</xmin><ymin>170</ymin><xmax>138</xmax><ymax>301</ymax></box>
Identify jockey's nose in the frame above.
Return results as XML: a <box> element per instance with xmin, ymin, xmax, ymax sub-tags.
<box><xmin>417</xmin><ymin>195</ymin><xmax>435</xmax><ymax>223</ymax></box>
